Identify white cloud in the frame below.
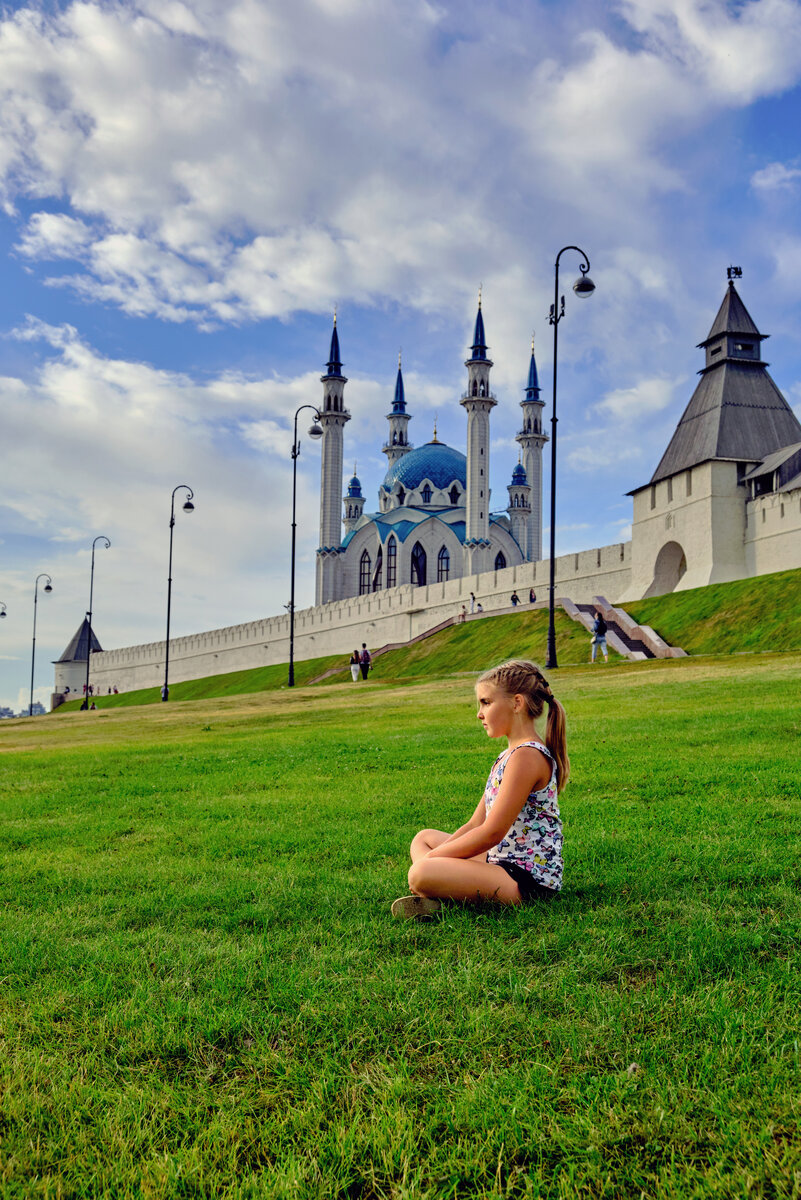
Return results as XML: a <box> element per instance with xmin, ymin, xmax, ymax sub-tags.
<box><xmin>751</xmin><ymin>162</ymin><xmax>801</xmax><ymax>192</ymax></box>
<box><xmin>596</xmin><ymin>377</ymin><xmax>678</xmax><ymax>420</ymax></box>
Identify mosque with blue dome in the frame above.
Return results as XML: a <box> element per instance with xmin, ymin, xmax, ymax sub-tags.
<box><xmin>315</xmin><ymin>299</ymin><xmax>548</xmax><ymax>604</ymax></box>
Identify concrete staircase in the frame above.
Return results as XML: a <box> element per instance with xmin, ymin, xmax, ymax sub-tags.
<box><xmin>565</xmin><ymin>595</ymin><xmax>686</xmax><ymax>661</ymax></box>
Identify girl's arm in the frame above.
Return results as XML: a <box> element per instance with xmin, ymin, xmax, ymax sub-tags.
<box><xmin>426</xmin><ymin>748</ymin><xmax>550</xmax><ymax>861</ymax></box>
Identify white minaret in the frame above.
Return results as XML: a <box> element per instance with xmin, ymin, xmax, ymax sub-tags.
<box><xmin>342</xmin><ymin>466</ymin><xmax>365</xmax><ymax>534</ymax></box>
<box><xmin>507</xmin><ymin>461</ymin><xmax>531</xmax><ymax>558</ymax></box>
<box><xmin>382</xmin><ymin>352</ymin><xmax>413</xmax><ymax>469</ymax></box>
<box><xmin>316</xmin><ymin>315</ymin><xmax>350</xmax><ymax>605</ymax></box>
<box><xmin>515</xmin><ymin>334</ymin><xmax>548</xmax><ymax>561</ymax></box>
<box><xmin>460</xmin><ymin>292</ymin><xmax>496</xmax><ymax>574</ymax></box>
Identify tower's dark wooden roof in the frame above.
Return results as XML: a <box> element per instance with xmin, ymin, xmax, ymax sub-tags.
<box><xmin>637</xmin><ymin>282</ymin><xmax>801</xmax><ymax>489</ymax></box>
<box><xmin>55</xmin><ymin>617</ymin><xmax>103</xmax><ymax>663</ymax></box>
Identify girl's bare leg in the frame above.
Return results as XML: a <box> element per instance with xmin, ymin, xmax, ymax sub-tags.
<box><xmin>410</xmin><ymin>829</ymin><xmax>450</xmax><ymax>863</ymax></box>
<box><xmin>408</xmin><ymin>856</ymin><xmax>522</xmax><ymax>906</ymax></box>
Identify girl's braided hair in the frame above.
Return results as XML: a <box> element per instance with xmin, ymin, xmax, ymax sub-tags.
<box><xmin>477</xmin><ymin>659</ymin><xmax>570</xmax><ymax>791</ymax></box>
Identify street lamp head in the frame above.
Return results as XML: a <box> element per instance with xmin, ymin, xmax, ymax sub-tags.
<box><xmin>0</xmin><ymin>607</ymin><xmax>6</xmax><ymax>618</ymax></box>
<box><xmin>182</xmin><ymin>499</ymin><xmax>195</xmax><ymax>513</ymax></box>
<box><xmin>573</xmin><ymin>273</ymin><xmax>595</xmax><ymax>299</ymax></box>
<box><xmin>308</xmin><ymin>419</ymin><xmax>323</xmax><ymax>440</ymax></box>
<box><xmin>44</xmin><ymin>582</ymin><xmax>53</xmax><ymax>594</ymax></box>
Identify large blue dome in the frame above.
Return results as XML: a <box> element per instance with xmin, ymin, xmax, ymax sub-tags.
<box><xmin>382</xmin><ymin>441</ymin><xmax>467</xmax><ymax>492</ymax></box>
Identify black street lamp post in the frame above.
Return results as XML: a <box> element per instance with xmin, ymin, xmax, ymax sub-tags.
<box><xmin>288</xmin><ymin>405</ymin><xmax>323</xmax><ymax>687</ymax></box>
<box><xmin>30</xmin><ymin>573</ymin><xmax>53</xmax><ymax>716</ymax></box>
<box><xmin>546</xmin><ymin>246</ymin><xmax>595</xmax><ymax>670</ymax></box>
<box><xmin>163</xmin><ymin>485</ymin><xmax>194</xmax><ymax>702</ymax></box>
<box><xmin>84</xmin><ymin>536</ymin><xmax>110</xmax><ymax>707</ymax></box>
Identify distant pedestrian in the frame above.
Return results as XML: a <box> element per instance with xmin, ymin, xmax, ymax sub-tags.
<box><xmin>529</xmin><ymin>588</ymin><xmax>536</xmax><ymax>604</ymax></box>
<box><xmin>590</xmin><ymin>612</ymin><xmax>609</xmax><ymax>664</ymax></box>
<box><xmin>510</xmin><ymin>591</ymin><xmax>520</xmax><ymax>607</ymax></box>
<box><xmin>469</xmin><ymin>592</ymin><xmax>476</xmax><ymax>613</ymax></box>
<box><xmin>161</xmin><ymin>684</ymin><xmax>169</xmax><ymax>702</ymax></box>
<box><xmin>113</xmin><ymin>685</ymin><xmax>118</xmax><ymax>694</ymax></box>
<box><xmin>349</xmin><ymin>650</ymin><xmax>361</xmax><ymax>682</ymax></box>
<box><xmin>460</xmin><ymin>606</ymin><xmax>467</xmax><ymax>623</ymax></box>
<box><xmin>359</xmin><ymin>643</ymin><xmax>371</xmax><ymax>680</ymax></box>
<box><xmin>476</xmin><ymin>602</ymin><xmax>483</xmax><ymax>613</ymax></box>
<box><xmin>90</xmin><ymin>701</ymin><xmax>97</xmax><ymax>710</ymax></box>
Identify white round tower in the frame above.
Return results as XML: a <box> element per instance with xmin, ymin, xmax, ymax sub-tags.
<box><xmin>316</xmin><ymin>315</ymin><xmax>351</xmax><ymax>605</ymax></box>
<box><xmin>460</xmin><ymin>293</ymin><xmax>496</xmax><ymax>575</ymax></box>
<box><xmin>515</xmin><ymin>334</ymin><xmax>548</xmax><ymax>561</ymax></box>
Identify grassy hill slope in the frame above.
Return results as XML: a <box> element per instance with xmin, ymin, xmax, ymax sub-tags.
<box><xmin>624</xmin><ymin>566</ymin><xmax>801</xmax><ymax>655</ymax></box>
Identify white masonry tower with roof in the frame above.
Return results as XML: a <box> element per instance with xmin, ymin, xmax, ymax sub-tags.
<box><xmin>515</xmin><ymin>334</ymin><xmax>548</xmax><ymax>561</ymax></box>
<box><xmin>316</xmin><ymin>314</ymin><xmax>351</xmax><ymax>605</ymax></box>
<box><xmin>461</xmin><ymin>292</ymin><xmax>497</xmax><ymax>574</ymax></box>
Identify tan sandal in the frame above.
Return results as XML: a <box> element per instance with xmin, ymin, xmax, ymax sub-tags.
<box><xmin>391</xmin><ymin>895</ymin><xmax>442</xmax><ymax>920</ymax></box>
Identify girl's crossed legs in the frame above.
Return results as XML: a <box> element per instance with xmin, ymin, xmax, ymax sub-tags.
<box><xmin>408</xmin><ymin>829</ymin><xmax>522</xmax><ymax>905</ymax></box>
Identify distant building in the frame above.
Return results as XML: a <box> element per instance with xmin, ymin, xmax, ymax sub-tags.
<box><xmin>53</xmin><ymin>617</ymin><xmax>103</xmax><ymax>697</ymax></box>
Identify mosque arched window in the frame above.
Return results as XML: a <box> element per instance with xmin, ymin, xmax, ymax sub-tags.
<box><xmin>359</xmin><ymin>550</ymin><xmax>372</xmax><ymax>595</ymax></box>
<box><xmin>393</xmin><ymin>431</ymin><xmax>398</xmax><ymax>444</ymax></box>
<box><xmin>513</xmin><ymin>496</ymin><xmax>519</xmax><ymax>508</ymax></box>
<box><xmin>397</xmin><ymin>486</ymin><xmax>406</xmax><ymax>506</ymax></box>
<box><xmin>437</xmin><ymin>546</ymin><xmax>450</xmax><ymax>582</ymax></box>
<box><xmin>372</xmin><ymin>546</ymin><xmax>383</xmax><ymax>592</ymax></box>
<box><xmin>386</xmin><ymin>536</ymin><xmax>397</xmax><ymax>588</ymax></box>
<box><xmin>422</xmin><ymin>484</ymin><xmax>432</xmax><ymax>504</ymax></box>
<box><xmin>479</xmin><ymin>382</ymin><xmax>485</xmax><ymax>397</ymax></box>
<box><xmin>411</xmin><ymin>542</ymin><xmax>427</xmax><ymax>587</ymax></box>
<box><xmin>494</xmin><ymin>551</ymin><xmax>506</xmax><ymax>571</ymax></box>
<box><xmin>449</xmin><ymin>486</ymin><xmax>460</xmax><ymax>504</ymax></box>
<box><xmin>472</xmin><ymin>380</ymin><xmax>478</xmax><ymax>396</ymax></box>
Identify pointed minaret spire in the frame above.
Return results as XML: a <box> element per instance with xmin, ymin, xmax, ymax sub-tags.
<box><xmin>326</xmin><ymin>308</ymin><xmax>343</xmax><ymax>377</ymax></box>
<box><xmin>526</xmin><ymin>332</ymin><xmax>540</xmax><ymax>398</ymax></box>
<box><xmin>470</xmin><ymin>286</ymin><xmax>488</xmax><ymax>361</ymax></box>
<box><xmin>383</xmin><ymin>349</ymin><xmax>413</xmax><ymax>475</ymax></box>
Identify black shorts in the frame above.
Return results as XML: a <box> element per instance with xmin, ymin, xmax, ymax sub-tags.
<box><xmin>494</xmin><ymin>860</ymin><xmax>559</xmax><ymax>904</ymax></box>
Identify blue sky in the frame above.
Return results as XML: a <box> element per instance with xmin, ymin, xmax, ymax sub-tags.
<box><xmin>2</xmin><ymin>0</ymin><xmax>801</xmax><ymax>711</ymax></box>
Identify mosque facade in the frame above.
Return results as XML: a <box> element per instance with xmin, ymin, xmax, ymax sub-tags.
<box><xmin>315</xmin><ymin>300</ymin><xmax>547</xmax><ymax>605</ymax></box>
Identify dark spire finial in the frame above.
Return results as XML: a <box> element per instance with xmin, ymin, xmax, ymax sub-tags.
<box><xmin>326</xmin><ymin>309</ymin><xmax>342</xmax><ymax>377</ymax></box>
<box><xmin>525</xmin><ymin>330</ymin><xmax>540</xmax><ymax>398</ymax></box>
<box><xmin>470</xmin><ymin>288</ymin><xmax>488</xmax><ymax>360</ymax></box>
<box><xmin>392</xmin><ymin>352</ymin><xmax>406</xmax><ymax>412</ymax></box>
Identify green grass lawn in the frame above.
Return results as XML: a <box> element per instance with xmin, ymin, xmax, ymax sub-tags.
<box><xmin>2</xmin><ymin>655</ymin><xmax>800</xmax><ymax>1197</ymax></box>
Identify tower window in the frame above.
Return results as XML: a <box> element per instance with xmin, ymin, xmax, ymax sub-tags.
<box><xmin>686</xmin><ymin>469</ymin><xmax>692</xmax><ymax>497</ymax></box>
<box><xmin>449</xmin><ymin>486</ymin><xmax>460</xmax><ymax>504</ymax></box>
<box><xmin>411</xmin><ymin>542</ymin><xmax>427</xmax><ymax>587</ymax></box>
<box><xmin>359</xmin><ymin>550</ymin><xmax>372</xmax><ymax>595</ymax></box>
<box><xmin>422</xmin><ymin>484</ymin><xmax>432</xmax><ymax>503</ymax></box>
<box><xmin>397</xmin><ymin>486</ymin><xmax>406</xmax><ymax>505</ymax></box>
<box><xmin>735</xmin><ymin>342</ymin><xmax>754</xmax><ymax>352</ymax></box>
<box><xmin>667</xmin><ymin>478</ymin><xmax>673</xmax><ymax>502</ymax></box>
<box><xmin>372</xmin><ymin>546</ymin><xmax>383</xmax><ymax>591</ymax></box>
<box><xmin>650</xmin><ymin>485</ymin><xmax>656</xmax><ymax>510</ymax></box>
<box><xmin>386</xmin><ymin>536</ymin><xmax>397</xmax><ymax>588</ymax></box>
<box><xmin>494</xmin><ymin>551</ymin><xmax>506</xmax><ymax>571</ymax></box>
<box><xmin>437</xmin><ymin>545</ymin><xmax>450</xmax><ymax>581</ymax></box>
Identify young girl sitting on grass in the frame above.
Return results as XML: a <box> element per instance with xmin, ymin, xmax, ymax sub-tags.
<box><xmin>392</xmin><ymin>660</ymin><xmax>568</xmax><ymax>918</ymax></box>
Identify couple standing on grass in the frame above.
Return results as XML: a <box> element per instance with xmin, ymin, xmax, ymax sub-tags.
<box><xmin>349</xmin><ymin>643</ymin><xmax>372</xmax><ymax>682</ymax></box>
<box><xmin>392</xmin><ymin>659</ymin><xmax>568</xmax><ymax>919</ymax></box>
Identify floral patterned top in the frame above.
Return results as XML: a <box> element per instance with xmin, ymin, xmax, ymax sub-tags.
<box><xmin>483</xmin><ymin>740</ymin><xmax>563</xmax><ymax>891</ymax></box>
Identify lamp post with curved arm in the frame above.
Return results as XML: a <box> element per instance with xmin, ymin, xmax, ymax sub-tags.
<box><xmin>84</xmin><ymin>536</ymin><xmax>111</xmax><ymax>707</ymax></box>
<box><xmin>546</xmin><ymin>246</ymin><xmax>595</xmax><ymax>670</ymax></box>
<box><xmin>163</xmin><ymin>485</ymin><xmax>194</xmax><ymax>702</ymax></box>
<box><xmin>30</xmin><ymin>573</ymin><xmax>53</xmax><ymax>716</ymax></box>
<box><xmin>288</xmin><ymin>406</ymin><xmax>323</xmax><ymax>687</ymax></box>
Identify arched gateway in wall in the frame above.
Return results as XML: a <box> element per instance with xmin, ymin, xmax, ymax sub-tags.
<box><xmin>645</xmin><ymin>541</ymin><xmax>687</xmax><ymax>597</ymax></box>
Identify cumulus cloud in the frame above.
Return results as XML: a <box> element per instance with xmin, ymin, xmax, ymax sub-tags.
<box><xmin>596</xmin><ymin>377</ymin><xmax>679</xmax><ymax>420</ymax></box>
<box><xmin>751</xmin><ymin>162</ymin><xmax>801</xmax><ymax>192</ymax></box>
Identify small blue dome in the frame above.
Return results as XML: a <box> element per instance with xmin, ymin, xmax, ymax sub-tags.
<box><xmin>511</xmin><ymin>462</ymin><xmax>527</xmax><ymax>484</ymax></box>
<box><xmin>382</xmin><ymin>441</ymin><xmax>467</xmax><ymax>492</ymax></box>
<box><xmin>346</xmin><ymin>475</ymin><xmax>363</xmax><ymax>497</ymax></box>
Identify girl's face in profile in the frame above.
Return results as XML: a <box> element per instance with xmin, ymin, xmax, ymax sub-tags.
<box><xmin>475</xmin><ymin>682</ymin><xmax>515</xmax><ymax>739</ymax></box>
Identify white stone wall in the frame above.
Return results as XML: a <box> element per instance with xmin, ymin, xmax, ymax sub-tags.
<box><xmin>745</xmin><ymin>485</ymin><xmax>801</xmax><ymax>574</ymax></box>
<box><xmin>82</xmin><ymin>539</ymin><xmax>633</xmax><ymax>695</ymax></box>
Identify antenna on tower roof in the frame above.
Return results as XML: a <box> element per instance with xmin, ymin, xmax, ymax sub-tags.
<box><xmin>727</xmin><ymin>266</ymin><xmax>742</xmax><ymax>281</ymax></box>
<box><xmin>432</xmin><ymin>413</ymin><xmax>439</xmax><ymax>443</ymax></box>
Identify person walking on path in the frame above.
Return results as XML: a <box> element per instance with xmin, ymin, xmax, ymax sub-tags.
<box><xmin>590</xmin><ymin>612</ymin><xmax>609</xmax><ymax>663</ymax></box>
<box><xmin>529</xmin><ymin>588</ymin><xmax>536</xmax><ymax>604</ymax></box>
<box><xmin>510</xmin><ymin>590</ymin><xmax>520</xmax><ymax>606</ymax></box>
<box><xmin>349</xmin><ymin>650</ymin><xmax>361</xmax><ymax>682</ymax></box>
<box><xmin>460</xmin><ymin>606</ymin><xmax>467</xmax><ymax>623</ymax></box>
<box><xmin>469</xmin><ymin>592</ymin><xmax>476</xmax><ymax>613</ymax></box>
<box><xmin>359</xmin><ymin>643</ymin><xmax>371</xmax><ymax>680</ymax></box>
<box><xmin>392</xmin><ymin>659</ymin><xmax>569</xmax><ymax>918</ymax></box>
